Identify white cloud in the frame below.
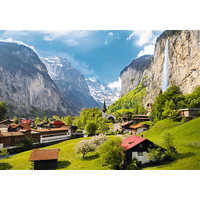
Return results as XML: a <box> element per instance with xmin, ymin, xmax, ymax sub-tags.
<box><xmin>126</xmin><ymin>30</ymin><xmax>153</xmax><ymax>46</ymax></box>
<box><xmin>108</xmin><ymin>32</ymin><xmax>113</xmax><ymax>36</ymax></box>
<box><xmin>105</xmin><ymin>40</ymin><xmax>108</xmax><ymax>45</ymax></box>
<box><xmin>64</xmin><ymin>39</ymin><xmax>79</xmax><ymax>46</ymax></box>
<box><xmin>108</xmin><ymin>77</ymin><xmax>121</xmax><ymax>91</ymax></box>
<box><xmin>137</xmin><ymin>44</ymin><xmax>155</xmax><ymax>57</ymax></box>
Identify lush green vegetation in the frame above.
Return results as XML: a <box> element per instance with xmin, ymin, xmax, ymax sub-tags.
<box><xmin>53</xmin><ymin>107</ymin><xmax>110</xmax><ymax>134</ymax></box>
<box><xmin>107</xmin><ymin>76</ymin><xmax>147</xmax><ymax>114</ymax></box>
<box><xmin>150</xmin><ymin>85</ymin><xmax>200</xmax><ymax>122</ymax></box>
<box><xmin>137</xmin><ymin>118</ymin><xmax>200</xmax><ymax>170</ymax></box>
<box><xmin>0</xmin><ymin>101</ymin><xmax>8</xmax><ymax>120</ymax></box>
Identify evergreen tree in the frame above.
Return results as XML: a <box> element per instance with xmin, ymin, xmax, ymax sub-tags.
<box><xmin>0</xmin><ymin>101</ymin><xmax>8</xmax><ymax>120</ymax></box>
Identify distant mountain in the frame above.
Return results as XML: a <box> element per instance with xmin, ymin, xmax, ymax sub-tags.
<box><xmin>86</xmin><ymin>77</ymin><xmax>121</xmax><ymax>107</ymax></box>
<box><xmin>0</xmin><ymin>41</ymin><xmax>74</xmax><ymax>117</ymax></box>
<box><xmin>42</xmin><ymin>57</ymin><xmax>100</xmax><ymax>115</ymax></box>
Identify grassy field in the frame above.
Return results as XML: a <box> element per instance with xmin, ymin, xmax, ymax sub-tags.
<box><xmin>0</xmin><ymin>136</ymin><xmax>115</xmax><ymax>170</ymax></box>
<box><xmin>137</xmin><ymin>118</ymin><xmax>200</xmax><ymax>170</ymax></box>
<box><xmin>0</xmin><ymin>118</ymin><xmax>200</xmax><ymax>170</ymax></box>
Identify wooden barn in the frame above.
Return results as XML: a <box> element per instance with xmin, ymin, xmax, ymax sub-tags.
<box><xmin>29</xmin><ymin>148</ymin><xmax>60</xmax><ymax>170</ymax></box>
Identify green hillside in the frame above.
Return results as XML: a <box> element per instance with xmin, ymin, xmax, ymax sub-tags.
<box><xmin>107</xmin><ymin>76</ymin><xmax>147</xmax><ymax>113</ymax></box>
<box><xmin>138</xmin><ymin>118</ymin><xmax>200</xmax><ymax>170</ymax></box>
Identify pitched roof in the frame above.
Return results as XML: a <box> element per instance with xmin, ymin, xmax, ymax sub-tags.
<box><xmin>129</xmin><ymin>123</ymin><xmax>149</xmax><ymax>129</ymax></box>
<box><xmin>121</xmin><ymin>114</ymin><xmax>127</xmax><ymax>118</ymax></box>
<box><xmin>29</xmin><ymin>148</ymin><xmax>60</xmax><ymax>161</ymax></box>
<box><xmin>0</xmin><ymin>132</ymin><xmax>24</xmax><ymax>137</ymax></box>
<box><xmin>120</xmin><ymin>120</ymin><xmax>134</xmax><ymax>127</ymax></box>
<box><xmin>37</xmin><ymin>121</ymin><xmax>48</xmax><ymax>126</ymax></box>
<box><xmin>35</xmin><ymin>127</ymin><xmax>70</xmax><ymax>133</ymax></box>
<box><xmin>7</xmin><ymin>124</ymin><xmax>31</xmax><ymax>131</ymax></box>
<box><xmin>121</xmin><ymin>135</ymin><xmax>146</xmax><ymax>151</ymax></box>
<box><xmin>50</xmin><ymin>120</ymin><xmax>65</xmax><ymax>126</ymax></box>
<box><xmin>102</xmin><ymin>100</ymin><xmax>107</xmax><ymax>112</ymax></box>
<box><xmin>21</xmin><ymin>120</ymin><xmax>31</xmax><ymax>124</ymax></box>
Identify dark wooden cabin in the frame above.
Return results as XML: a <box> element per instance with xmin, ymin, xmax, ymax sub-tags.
<box><xmin>29</xmin><ymin>148</ymin><xmax>60</xmax><ymax>170</ymax></box>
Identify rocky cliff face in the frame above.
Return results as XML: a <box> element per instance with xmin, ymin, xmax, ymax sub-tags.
<box><xmin>42</xmin><ymin>57</ymin><xmax>100</xmax><ymax>115</ymax></box>
<box><xmin>0</xmin><ymin>41</ymin><xmax>74</xmax><ymax>116</ymax></box>
<box><xmin>120</xmin><ymin>55</ymin><xmax>152</xmax><ymax>97</ymax></box>
<box><xmin>143</xmin><ymin>30</ymin><xmax>200</xmax><ymax>105</ymax></box>
<box><xmin>120</xmin><ymin>30</ymin><xmax>200</xmax><ymax>107</ymax></box>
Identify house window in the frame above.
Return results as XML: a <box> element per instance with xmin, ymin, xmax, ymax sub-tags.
<box><xmin>140</xmin><ymin>144</ymin><xmax>143</xmax><ymax>148</ymax></box>
<box><xmin>149</xmin><ymin>143</ymin><xmax>152</xmax><ymax>147</ymax></box>
<box><xmin>143</xmin><ymin>129</ymin><xmax>146</xmax><ymax>131</ymax></box>
<box><xmin>138</xmin><ymin>152</ymin><xmax>143</xmax><ymax>156</ymax></box>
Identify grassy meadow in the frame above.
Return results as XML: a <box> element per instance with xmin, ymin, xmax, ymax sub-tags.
<box><xmin>0</xmin><ymin>136</ymin><xmax>115</xmax><ymax>170</ymax></box>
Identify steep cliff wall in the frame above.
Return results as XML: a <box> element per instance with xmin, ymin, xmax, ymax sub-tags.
<box><xmin>120</xmin><ymin>30</ymin><xmax>200</xmax><ymax>107</ymax></box>
<box><xmin>0</xmin><ymin>42</ymin><xmax>74</xmax><ymax>116</ymax></box>
<box><xmin>143</xmin><ymin>30</ymin><xmax>200</xmax><ymax>105</ymax></box>
<box><xmin>120</xmin><ymin>55</ymin><xmax>152</xmax><ymax>97</ymax></box>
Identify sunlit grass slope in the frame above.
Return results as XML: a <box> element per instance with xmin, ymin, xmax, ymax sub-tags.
<box><xmin>138</xmin><ymin>118</ymin><xmax>200</xmax><ymax>170</ymax></box>
<box><xmin>0</xmin><ymin>136</ymin><xmax>115</xmax><ymax>170</ymax></box>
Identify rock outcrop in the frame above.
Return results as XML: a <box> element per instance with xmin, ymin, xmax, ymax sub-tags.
<box><xmin>0</xmin><ymin>41</ymin><xmax>74</xmax><ymax>116</ymax></box>
<box><xmin>120</xmin><ymin>55</ymin><xmax>152</xmax><ymax>97</ymax></box>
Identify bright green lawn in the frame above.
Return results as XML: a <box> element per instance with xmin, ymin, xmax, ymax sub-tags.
<box><xmin>0</xmin><ymin>136</ymin><xmax>115</xmax><ymax>170</ymax></box>
<box><xmin>138</xmin><ymin>118</ymin><xmax>200</xmax><ymax>170</ymax></box>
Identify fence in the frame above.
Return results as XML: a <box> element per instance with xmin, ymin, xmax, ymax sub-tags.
<box><xmin>190</xmin><ymin>142</ymin><xmax>200</xmax><ymax>146</ymax></box>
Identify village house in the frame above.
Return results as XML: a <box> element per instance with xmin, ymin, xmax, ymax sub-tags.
<box><xmin>177</xmin><ymin>108</ymin><xmax>200</xmax><ymax>117</ymax></box>
<box><xmin>34</xmin><ymin>126</ymin><xmax>72</xmax><ymax>144</ymax></box>
<box><xmin>50</xmin><ymin>120</ymin><xmax>65</xmax><ymax>128</ymax></box>
<box><xmin>121</xmin><ymin>135</ymin><xmax>157</xmax><ymax>164</ymax></box>
<box><xmin>120</xmin><ymin>121</ymin><xmax>135</xmax><ymax>133</ymax></box>
<box><xmin>0</xmin><ymin>119</ymin><xmax>12</xmax><ymax>125</ymax></box>
<box><xmin>121</xmin><ymin>114</ymin><xmax>128</xmax><ymax>122</ymax></box>
<box><xmin>29</xmin><ymin>148</ymin><xmax>60</xmax><ymax>170</ymax></box>
<box><xmin>129</xmin><ymin>123</ymin><xmax>150</xmax><ymax>135</ymax></box>
<box><xmin>37</xmin><ymin>121</ymin><xmax>52</xmax><ymax>129</ymax></box>
<box><xmin>132</xmin><ymin>115</ymin><xmax>150</xmax><ymax>123</ymax></box>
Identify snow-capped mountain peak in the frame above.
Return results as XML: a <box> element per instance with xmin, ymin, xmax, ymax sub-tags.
<box><xmin>86</xmin><ymin>78</ymin><xmax>121</xmax><ymax>107</ymax></box>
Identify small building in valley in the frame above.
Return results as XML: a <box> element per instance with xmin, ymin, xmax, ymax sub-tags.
<box><xmin>29</xmin><ymin>148</ymin><xmax>60</xmax><ymax>170</ymax></box>
<box><xmin>129</xmin><ymin>123</ymin><xmax>150</xmax><ymax>135</ymax></box>
<box><xmin>0</xmin><ymin>119</ymin><xmax>12</xmax><ymax>125</ymax></box>
<box><xmin>121</xmin><ymin>135</ymin><xmax>157</xmax><ymax>164</ymax></box>
<box><xmin>177</xmin><ymin>108</ymin><xmax>200</xmax><ymax>117</ymax></box>
<box><xmin>120</xmin><ymin>121</ymin><xmax>135</xmax><ymax>133</ymax></box>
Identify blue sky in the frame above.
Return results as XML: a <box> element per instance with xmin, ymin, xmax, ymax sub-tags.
<box><xmin>0</xmin><ymin>30</ymin><xmax>163</xmax><ymax>88</ymax></box>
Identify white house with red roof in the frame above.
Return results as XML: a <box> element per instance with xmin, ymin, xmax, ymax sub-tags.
<box><xmin>121</xmin><ymin>135</ymin><xmax>156</xmax><ymax>164</ymax></box>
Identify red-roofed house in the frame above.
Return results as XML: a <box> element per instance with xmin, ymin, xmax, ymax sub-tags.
<box><xmin>121</xmin><ymin>135</ymin><xmax>156</xmax><ymax>164</ymax></box>
<box><xmin>21</xmin><ymin>120</ymin><xmax>31</xmax><ymax>125</ymax></box>
<box><xmin>51</xmin><ymin>120</ymin><xmax>65</xmax><ymax>128</ymax></box>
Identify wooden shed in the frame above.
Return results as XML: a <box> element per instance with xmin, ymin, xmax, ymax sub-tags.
<box><xmin>29</xmin><ymin>148</ymin><xmax>60</xmax><ymax>170</ymax></box>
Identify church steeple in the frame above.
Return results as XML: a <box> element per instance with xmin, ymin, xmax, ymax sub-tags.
<box><xmin>102</xmin><ymin>99</ymin><xmax>107</xmax><ymax>118</ymax></box>
<box><xmin>102</xmin><ymin>99</ymin><xmax>107</xmax><ymax>113</ymax></box>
